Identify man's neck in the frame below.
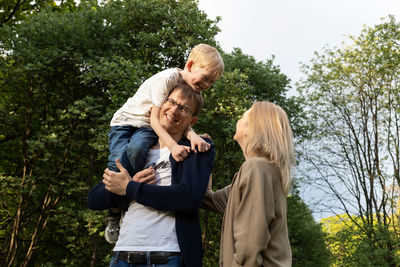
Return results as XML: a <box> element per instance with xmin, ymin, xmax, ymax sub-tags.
<box><xmin>159</xmin><ymin>132</ymin><xmax>184</xmax><ymax>149</ymax></box>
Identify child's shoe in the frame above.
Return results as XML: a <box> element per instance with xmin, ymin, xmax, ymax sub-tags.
<box><xmin>104</xmin><ymin>215</ymin><xmax>121</xmax><ymax>244</ymax></box>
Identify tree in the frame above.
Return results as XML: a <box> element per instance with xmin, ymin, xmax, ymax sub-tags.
<box><xmin>0</xmin><ymin>0</ymin><xmax>316</xmax><ymax>265</ymax></box>
<box><xmin>288</xmin><ymin>183</ymin><xmax>331</xmax><ymax>267</ymax></box>
<box><xmin>298</xmin><ymin>16</ymin><xmax>400</xmax><ymax>266</ymax></box>
<box><xmin>0</xmin><ymin>0</ymin><xmax>78</xmax><ymax>27</ymax></box>
<box><xmin>0</xmin><ymin>0</ymin><xmax>219</xmax><ymax>265</ymax></box>
<box><xmin>322</xmin><ymin>213</ymin><xmax>399</xmax><ymax>267</ymax></box>
<box><xmin>199</xmin><ymin>50</ymin><xmax>319</xmax><ymax>266</ymax></box>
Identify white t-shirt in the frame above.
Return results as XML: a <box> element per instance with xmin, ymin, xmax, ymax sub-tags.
<box><xmin>113</xmin><ymin>147</ymin><xmax>180</xmax><ymax>252</ymax></box>
<box><xmin>110</xmin><ymin>68</ymin><xmax>181</xmax><ymax>128</ymax></box>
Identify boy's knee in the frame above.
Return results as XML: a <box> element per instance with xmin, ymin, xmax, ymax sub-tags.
<box><xmin>126</xmin><ymin>142</ymin><xmax>142</xmax><ymax>157</ymax></box>
<box><xmin>107</xmin><ymin>161</ymin><xmax>119</xmax><ymax>172</ymax></box>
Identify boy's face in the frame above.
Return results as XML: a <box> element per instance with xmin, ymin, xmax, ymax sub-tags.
<box><xmin>186</xmin><ymin>62</ymin><xmax>216</xmax><ymax>92</ymax></box>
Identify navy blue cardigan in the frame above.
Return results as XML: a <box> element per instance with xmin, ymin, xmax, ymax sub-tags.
<box><xmin>87</xmin><ymin>138</ymin><xmax>215</xmax><ymax>267</ymax></box>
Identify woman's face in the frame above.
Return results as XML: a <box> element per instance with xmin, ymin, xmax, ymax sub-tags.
<box><xmin>234</xmin><ymin>108</ymin><xmax>251</xmax><ymax>148</ymax></box>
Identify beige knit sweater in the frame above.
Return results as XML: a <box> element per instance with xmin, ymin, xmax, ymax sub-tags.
<box><xmin>203</xmin><ymin>157</ymin><xmax>292</xmax><ymax>267</ymax></box>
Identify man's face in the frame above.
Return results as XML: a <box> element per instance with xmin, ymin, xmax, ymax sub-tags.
<box><xmin>159</xmin><ymin>90</ymin><xmax>197</xmax><ymax>135</ymax></box>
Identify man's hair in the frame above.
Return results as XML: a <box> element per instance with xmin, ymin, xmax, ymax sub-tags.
<box><xmin>244</xmin><ymin>101</ymin><xmax>295</xmax><ymax>196</ymax></box>
<box><xmin>168</xmin><ymin>84</ymin><xmax>204</xmax><ymax>116</ymax></box>
<box><xmin>186</xmin><ymin>44</ymin><xmax>224</xmax><ymax>80</ymax></box>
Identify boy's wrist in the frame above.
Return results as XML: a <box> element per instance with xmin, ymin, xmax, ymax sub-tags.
<box><xmin>169</xmin><ymin>142</ymin><xmax>179</xmax><ymax>151</ymax></box>
<box><xmin>184</xmin><ymin>127</ymin><xmax>193</xmax><ymax>140</ymax></box>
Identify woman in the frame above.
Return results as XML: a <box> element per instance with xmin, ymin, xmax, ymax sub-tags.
<box><xmin>203</xmin><ymin>101</ymin><xmax>295</xmax><ymax>267</ymax></box>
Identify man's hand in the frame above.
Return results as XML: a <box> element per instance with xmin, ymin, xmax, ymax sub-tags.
<box><xmin>103</xmin><ymin>159</ymin><xmax>158</xmax><ymax>195</ymax></box>
<box><xmin>171</xmin><ymin>144</ymin><xmax>191</xmax><ymax>162</ymax></box>
<box><xmin>189</xmin><ymin>132</ymin><xmax>211</xmax><ymax>153</ymax></box>
<box><xmin>132</xmin><ymin>166</ymin><xmax>157</xmax><ymax>184</ymax></box>
<box><xmin>103</xmin><ymin>159</ymin><xmax>132</xmax><ymax>195</ymax></box>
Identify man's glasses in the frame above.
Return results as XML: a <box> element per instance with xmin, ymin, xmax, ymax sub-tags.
<box><xmin>164</xmin><ymin>97</ymin><xmax>193</xmax><ymax>116</ymax></box>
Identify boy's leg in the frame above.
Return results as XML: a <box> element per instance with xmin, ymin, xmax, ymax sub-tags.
<box><xmin>106</xmin><ymin>126</ymin><xmax>136</xmax><ymax>244</ymax></box>
<box><xmin>126</xmin><ymin>127</ymin><xmax>158</xmax><ymax>174</ymax></box>
<box><xmin>108</xmin><ymin>126</ymin><xmax>136</xmax><ymax>173</ymax></box>
<box><xmin>104</xmin><ymin>208</ymin><xmax>122</xmax><ymax>244</ymax></box>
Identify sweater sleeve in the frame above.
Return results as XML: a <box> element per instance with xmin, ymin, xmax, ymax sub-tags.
<box><xmin>125</xmin><ymin>140</ymin><xmax>215</xmax><ymax>213</ymax></box>
<box><xmin>232</xmin><ymin>158</ymin><xmax>277</xmax><ymax>267</ymax></box>
<box><xmin>201</xmin><ymin>183</ymin><xmax>231</xmax><ymax>215</ymax></box>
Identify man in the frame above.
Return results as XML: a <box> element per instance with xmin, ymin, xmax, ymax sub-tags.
<box><xmin>87</xmin><ymin>84</ymin><xmax>214</xmax><ymax>267</ymax></box>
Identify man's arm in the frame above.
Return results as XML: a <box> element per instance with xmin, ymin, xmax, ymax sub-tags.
<box><xmin>87</xmin><ymin>182</ymin><xmax>130</xmax><ymax>210</ymax></box>
<box><xmin>126</xmin><ymin>140</ymin><xmax>215</xmax><ymax>213</ymax></box>
<box><xmin>88</xmin><ymin>167</ymin><xmax>157</xmax><ymax>210</ymax></box>
<box><xmin>150</xmin><ymin>106</ymin><xmax>191</xmax><ymax>161</ymax></box>
<box><xmin>201</xmin><ymin>182</ymin><xmax>231</xmax><ymax>215</ymax></box>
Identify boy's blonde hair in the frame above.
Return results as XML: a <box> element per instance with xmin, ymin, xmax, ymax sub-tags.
<box><xmin>186</xmin><ymin>44</ymin><xmax>224</xmax><ymax>80</ymax></box>
<box><xmin>244</xmin><ymin>101</ymin><xmax>295</xmax><ymax>195</ymax></box>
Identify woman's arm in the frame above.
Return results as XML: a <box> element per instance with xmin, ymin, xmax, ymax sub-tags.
<box><xmin>201</xmin><ymin>175</ymin><xmax>231</xmax><ymax>215</ymax></box>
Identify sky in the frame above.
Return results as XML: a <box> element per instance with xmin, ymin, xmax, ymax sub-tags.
<box><xmin>197</xmin><ymin>0</ymin><xmax>400</xmax><ymax>89</ymax></box>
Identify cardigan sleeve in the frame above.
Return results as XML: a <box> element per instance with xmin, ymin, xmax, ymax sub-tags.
<box><xmin>125</xmin><ymin>140</ymin><xmax>215</xmax><ymax>213</ymax></box>
<box><xmin>87</xmin><ymin>181</ymin><xmax>131</xmax><ymax>210</ymax></box>
<box><xmin>232</xmin><ymin>158</ymin><xmax>278</xmax><ymax>267</ymax></box>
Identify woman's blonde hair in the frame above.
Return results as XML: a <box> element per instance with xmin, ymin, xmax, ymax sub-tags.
<box><xmin>244</xmin><ymin>102</ymin><xmax>295</xmax><ymax>195</ymax></box>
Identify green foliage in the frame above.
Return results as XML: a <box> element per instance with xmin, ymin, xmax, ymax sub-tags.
<box><xmin>322</xmin><ymin>215</ymin><xmax>400</xmax><ymax>267</ymax></box>
<box><xmin>0</xmin><ymin>0</ymin><xmax>314</xmax><ymax>265</ymax></box>
<box><xmin>298</xmin><ymin>15</ymin><xmax>400</xmax><ymax>266</ymax></box>
<box><xmin>221</xmin><ymin>48</ymin><xmax>306</xmax><ymax>137</ymax></box>
<box><xmin>0</xmin><ymin>0</ymin><xmax>219</xmax><ymax>265</ymax></box>
<box><xmin>198</xmin><ymin>67</ymin><xmax>250</xmax><ymax>267</ymax></box>
<box><xmin>288</xmin><ymin>183</ymin><xmax>331</xmax><ymax>267</ymax></box>
<box><xmin>0</xmin><ymin>0</ymin><xmax>55</xmax><ymax>26</ymax></box>
<box><xmin>198</xmin><ymin>51</ymin><xmax>314</xmax><ymax>266</ymax></box>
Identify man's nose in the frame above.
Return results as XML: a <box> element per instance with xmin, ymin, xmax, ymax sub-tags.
<box><xmin>170</xmin><ymin>104</ymin><xmax>180</xmax><ymax>114</ymax></box>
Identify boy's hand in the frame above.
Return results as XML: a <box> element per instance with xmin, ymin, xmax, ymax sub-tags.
<box><xmin>190</xmin><ymin>133</ymin><xmax>211</xmax><ymax>153</ymax></box>
<box><xmin>199</xmin><ymin>133</ymin><xmax>212</xmax><ymax>140</ymax></box>
<box><xmin>171</xmin><ymin>144</ymin><xmax>191</xmax><ymax>162</ymax></box>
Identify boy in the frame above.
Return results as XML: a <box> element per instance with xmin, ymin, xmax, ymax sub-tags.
<box><xmin>105</xmin><ymin>44</ymin><xmax>224</xmax><ymax>243</ymax></box>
